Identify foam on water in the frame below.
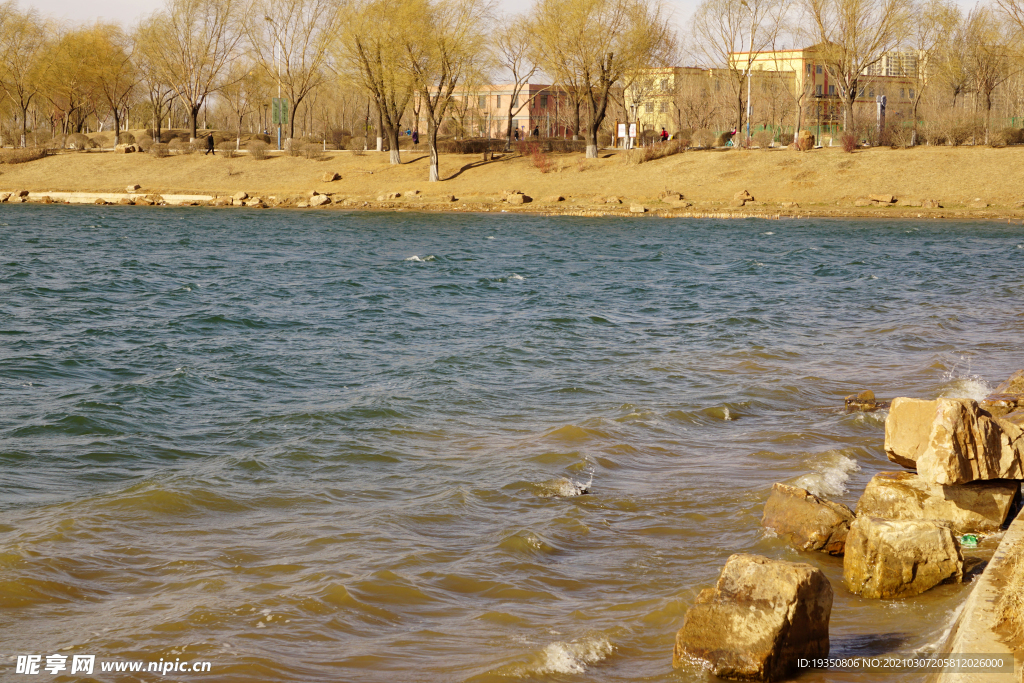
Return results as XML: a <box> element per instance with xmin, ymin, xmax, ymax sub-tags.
<box><xmin>532</xmin><ymin>635</ymin><xmax>614</xmax><ymax>675</ymax></box>
<box><xmin>509</xmin><ymin>273</ymin><xmax>524</xmax><ymax>281</ymax></box>
<box><xmin>940</xmin><ymin>356</ymin><xmax>994</xmax><ymax>400</ymax></box>
<box><xmin>792</xmin><ymin>450</ymin><xmax>861</xmax><ymax>498</ymax></box>
<box><xmin>404</xmin><ymin>255</ymin><xmax>436</xmax><ymax>262</ymax></box>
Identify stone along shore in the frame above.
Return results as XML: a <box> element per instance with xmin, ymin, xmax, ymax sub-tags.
<box><xmin>672</xmin><ymin>373</ymin><xmax>1024</xmax><ymax>681</ymax></box>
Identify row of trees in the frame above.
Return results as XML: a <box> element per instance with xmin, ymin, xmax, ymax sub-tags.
<box><xmin>0</xmin><ymin>0</ymin><xmax>678</xmax><ymax>181</ymax></box>
<box><xmin>688</xmin><ymin>0</ymin><xmax>1024</xmax><ymax>145</ymax></box>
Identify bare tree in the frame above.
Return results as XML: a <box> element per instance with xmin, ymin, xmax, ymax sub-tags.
<box><xmin>337</xmin><ymin>0</ymin><xmax>417</xmax><ymax>163</ymax></box>
<box><xmin>493</xmin><ymin>13</ymin><xmax>542</xmax><ymax>150</ymax></box>
<box><xmin>405</xmin><ymin>0</ymin><xmax>491</xmax><ymax>181</ymax></box>
<box><xmin>898</xmin><ymin>0</ymin><xmax>960</xmax><ymax>144</ymax></box>
<box><xmin>962</xmin><ymin>5</ymin><xmax>1014</xmax><ymax>144</ymax></box>
<box><xmin>137</xmin><ymin>0</ymin><xmax>245</xmax><ymax>141</ymax></box>
<box><xmin>84</xmin><ymin>23</ymin><xmax>137</xmax><ymax>140</ymax></box>
<box><xmin>690</xmin><ymin>0</ymin><xmax>784</xmax><ymax>136</ymax></box>
<box><xmin>534</xmin><ymin>0</ymin><xmax>676</xmax><ymax>158</ymax></box>
<box><xmin>801</xmin><ymin>0</ymin><xmax>913</xmax><ymax>130</ymax></box>
<box><xmin>246</xmin><ymin>0</ymin><xmax>340</xmax><ymax>142</ymax></box>
<box><xmin>0</xmin><ymin>3</ymin><xmax>46</xmax><ymax>146</ymax></box>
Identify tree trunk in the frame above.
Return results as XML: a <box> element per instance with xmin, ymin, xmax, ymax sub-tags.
<box><xmin>793</xmin><ymin>99</ymin><xmax>802</xmax><ymax>144</ymax></box>
<box><xmin>20</xmin><ymin>104</ymin><xmax>29</xmax><ymax>148</ymax></box>
<box><xmin>376</xmin><ymin>106</ymin><xmax>383</xmax><ymax>152</ymax></box>
<box><xmin>428</xmin><ymin>118</ymin><xmax>439</xmax><ymax>182</ymax></box>
<box><xmin>505</xmin><ymin>111</ymin><xmax>514</xmax><ymax>152</ymax></box>
<box><xmin>585</xmin><ymin>122</ymin><xmax>598</xmax><ymax>158</ymax></box>
<box><xmin>572</xmin><ymin>101</ymin><xmax>580</xmax><ymax>139</ymax></box>
<box><xmin>191</xmin><ymin>103</ymin><xmax>201</xmax><ymax>142</ymax></box>
<box><xmin>387</xmin><ymin>126</ymin><xmax>401</xmax><ymax>164</ymax></box>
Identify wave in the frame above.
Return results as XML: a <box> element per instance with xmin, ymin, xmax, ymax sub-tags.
<box><xmin>791</xmin><ymin>450</ymin><xmax>860</xmax><ymax>498</ymax></box>
<box><xmin>405</xmin><ymin>255</ymin><xmax>436</xmax><ymax>262</ymax></box>
<box><xmin>533</xmin><ymin>635</ymin><xmax>615</xmax><ymax>675</ymax></box>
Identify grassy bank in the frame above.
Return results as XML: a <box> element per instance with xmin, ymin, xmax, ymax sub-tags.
<box><xmin>4</xmin><ymin>143</ymin><xmax>1024</xmax><ymax>218</ymax></box>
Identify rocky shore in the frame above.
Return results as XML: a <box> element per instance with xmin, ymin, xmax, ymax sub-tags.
<box><xmin>673</xmin><ymin>372</ymin><xmax>1024</xmax><ymax>681</ymax></box>
<box><xmin>5</xmin><ymin>146</ymin><xmax>1024</xmax><ymax>221</ymax></box>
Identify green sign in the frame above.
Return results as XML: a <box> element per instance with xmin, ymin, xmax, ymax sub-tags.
<box><xmin>272</xmin><ymin>97</ymin><xmax>289</xmax><ymax>125</ymax></box>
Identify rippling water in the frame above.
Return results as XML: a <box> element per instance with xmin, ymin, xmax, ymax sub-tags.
<box><xmin>2</xmin><ymin>205</ymin><xmax>1023</xmax><ymax>681</ymax></box>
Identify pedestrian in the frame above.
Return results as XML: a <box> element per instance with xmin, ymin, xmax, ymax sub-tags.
<box><xmin>660</xmin><ymin>127</ymin><xmax>668</xmax><ymax>142</ymax></box>
<box><xmin>533</xmin><ymin>126</ymin><xmax>539</xmax><ymax>138</ymax></box>
<box><xmin>412</xmin><ymin>130</ymin><xmax>419</xmax><ymax>145</ymax></box>
<box><xmin>205</xmin><ymin>133</ymin><xmax>215</xmax><ymax>155</ymax></box>
<box><xmin>514</xmin><ymin>129</ymin><xmax>519</xmax><ymax>141</ymax></box>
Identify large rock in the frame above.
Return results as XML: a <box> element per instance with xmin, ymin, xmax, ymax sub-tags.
<box><xmin>310</xmin><ymin>193</ymin><xmax>331</xmax><ymax>207</ymax></box>
<box><xmin>982</xmin><ymin>369</ymin><xmax>1024</xmax><ymax>417</ymax></box>
<box><xmin>884</xmin><ymin>397</ymin><xmax>1024</xmax><ymax>484</ymax></box>
<box><xmin>673</xmin><ymin>554</ymin><xmax>832</xmax><ymax>681</ymax></box>
<box><xmin>843</xmin><ymin>517</ymin><xmax>963</xmax><ymax>599</ymax></box>
<box><xmin>856</xmin><ymin>471</ymin><xmax>1018</xmax><ymax>533</ymax></box>
<box><xmin>761</xmin><ymin>483</ymin><xmax>854</xmax><ymax>555</ymax></box>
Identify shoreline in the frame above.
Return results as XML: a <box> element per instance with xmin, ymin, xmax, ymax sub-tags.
<box><xmin>5</xmin><ymin>189</ymin><xmax>1024</xmax><ymax>222</ymax></box>
<box><xmin>4</xmin><ymin>145</ymin><xmax>1024</xmax><ymax>221</ymax></box>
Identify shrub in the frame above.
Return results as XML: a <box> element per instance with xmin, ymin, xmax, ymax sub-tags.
<box><xmin>302</xmin><ymin>141</ymin><xmax>327</xmax><ymax>161</ymax></box>
<box><xmin>150</xmin><ymin>143</ymin><xmax>170</xmax><ymax>158</ymax></box>
<box><xmin>247</xmin><ymin>140</ymin><xmax>270</xmax><ymax>160</ymax></box>
<box><xmin>65</xmin><ymin>133</ymin><xmax>98</xmax><ymax>150</ymax></box>
<box><xmin>753</xmin><ymin>130</ymin><xmax>774</xmax><ymax>148</ymax></box>
<box><xmin>135</xmin><ymin>135</ymin><xmax>153</xmax><ymax>152</ymax></box>
<box><xmin>0</xmin><ymin>147</ymin><xmax>53</xmax><ymax>164</ymax></box>
<box><xmin>691</xmin><ymin>129</ymin><xmax>716</xmax><ymax>148</ymax></box>
<box><xmin>638</xmin><ymin>129</ymin><xmax>660</xmax><ymax>146</ymax></box>
<box><xmin>117</xmin><ymin>131</ymin><xmax>136</xmax><ymax>145</ymax></box>
<box><xmin>597</xmin><ymin>132</ymin><xmax>612</xmax><ymax>147</ymax></box>
<box><xmin>715</xmin><ymin>130</ymin><xmax>735</xmax><ymax>147</ymax></box>
<box><xmin>626</xmin><ymin>139</ymin><xmax>685</xmax><ymax>165</ymax></box>
<box><xmin>169</xmin><ymin>138</ymin><xmax>196</xmax><ymax>154</ymax></box>
<box><xmin>216</xmin><ymin>141</ymin><xmax>238</xmax><ymax>158</ymax></box>
<box><xmin>992</xmin><ymin>128</ymin><xmax>1024</xmax><ymax>147</ymax></box>
<box><xmin>840</xmin><ymin>132</ymin><xmax>857</xmax><ymax>153</ymax></box>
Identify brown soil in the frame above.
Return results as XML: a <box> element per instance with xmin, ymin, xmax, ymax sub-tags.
<box><xmin>4</xmin><ymin>142</ymin><xmax>1024</xmax><ymax>219</ymax></box>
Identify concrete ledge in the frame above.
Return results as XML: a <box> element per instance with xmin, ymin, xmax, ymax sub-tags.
<box><xmin>934</xmin><ymin>508</ymin><xmax>1024</xmax><ymax>682</ymax></box>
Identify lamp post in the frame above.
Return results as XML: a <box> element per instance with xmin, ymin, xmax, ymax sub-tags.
<box><xmin>265</xmin><ymin>15</ymin><xmax>283</xmax><ymax>150</ymax></box>
<box><xmin>741</xmin><ymin>0</ymin><xmax>754</xmax><ymax>146</ymax></box>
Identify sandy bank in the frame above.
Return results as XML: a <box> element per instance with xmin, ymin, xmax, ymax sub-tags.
<box><xmin>4</xmin><ymin>145</ymin><xmax>1024</xmax><ymax>219</ymax></box>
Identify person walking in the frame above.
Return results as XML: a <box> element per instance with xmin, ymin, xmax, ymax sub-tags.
<box><xmin>660</xmin><ymin>127</ymin><xmax>668</xmax><ymax>142</ymax></box>
<box><xmin>412</xmin><ymin>130</ymin><xmax>419</xmax><ymax>145</ymax></box>
<box><xmin>205</xmin><ymin>134</ymin><xmax>215</xmax><ymax>155</ymax></box>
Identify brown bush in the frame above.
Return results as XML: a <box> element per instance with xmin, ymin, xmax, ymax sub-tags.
<box><xmin>753</xmin><ymin>130</ymin><xmax>774</xmax><ymax>148</ymax></box>
<box><xmin>150</xmin><ymin>143</ymin><xmax>170</xmax><ymax>158</ymax></box>
<box><xmin>841</xmin><ymin>132</ymin><xmax>857</xmax><ymax>152</ymax></box>
<box><xmin>0</xmin><ymin>147</ymin><xmax>53</xmax><ymax>164</ymax></box>
<box><xmin>169</xmin><ymin>138</ymin><xmax>196</xmax><ymax>154</ymax></box>
<box><xmin>626</xmin><ymin>139</ymin><xmax>685</xmax><ymax>165</ymax></box>
<box><xmin>715</xmin><ymin>130</ymin><xmax>735</xmax><ymax>147</ymax></box>
<box><xmin>65</xmin><ymin>133</ymin><xmax>98</xmax><ymax>150</ymax></box>
<box><xmin>117</xmin><ymin>132</ymin><xmax>136</xmax><ymax>145</ymax></box>
<box><xmin>691</xmin><ymin>129</ymin><xmax>716</xmax><ymax>148</ymax></box>
<box><xmin>216</xmin><ymin>141</ymin><xmax>238</xmax><ymax>158</ymax></box>
<box><xmin>135</xmin><ymin>135</ymin><xmax>153</xmax><ymax>152</ymax></box>
<box><xmin>301</xmin><ymin>141</ymin><xmax>327</xmax><ymax>161</ymax></box>
<box><xmin>247</xmin><ymin>140</ymin><xmax>270</xmax><ymax>160</ymax></box>
<box><xmin>797</xmin><ymin>130</ymin><xmax>815</xmax><ymax>151</ymax></box>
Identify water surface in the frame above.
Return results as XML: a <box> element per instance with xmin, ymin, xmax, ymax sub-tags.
<box><xmin>2</xmin><ymin>206</ymin><xmax>1022</xmax><ymax>681</ymax></box>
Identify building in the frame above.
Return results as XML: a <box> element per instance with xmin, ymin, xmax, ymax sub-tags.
<box><xmin>418</xmin><ymin>84</ymin><xmax>576</xmax><ymax>139</ymax></box>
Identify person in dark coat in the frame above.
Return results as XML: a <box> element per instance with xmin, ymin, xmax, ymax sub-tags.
<box><xmin>533</xmin><ymin>126</ymin><xmax>539</xmax><ymax>137</ymax></box>
<box><xmin>205</xmin><ymin>134</ymin><xmax>215</xmax><ymax>155</ymax></box>
<box><xmin>412</xmin><ymin>130</ymin><xmax>419</xmax><ymax>145</ymax></box>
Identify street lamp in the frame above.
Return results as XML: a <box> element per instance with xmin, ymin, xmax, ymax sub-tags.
<box><xmin>741</xmin><ymin>0</ymin><xmax>754</xmax><ymax>146</ymax></box>
<box><xmin>265</xmin><ymin>15</ymin><xmax>283</xmax><ymax>150</ymax></box>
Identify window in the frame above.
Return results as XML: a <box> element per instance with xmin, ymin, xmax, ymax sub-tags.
<box><xmin>496</xmin><ymin>95</ymin><xmax>501</xmax><ymax>108</ymax></box>
<box><xmin>541</xmin><ymin>94</ymin><xmax>548</xmax><ymax>108</ymax></box>
<box><xmin>869</xmin><ymin>88</ymin><xmax>874</xmax><ymax>97</ymax></box>
<box><xmin>899</xmin><ymin>88</ymin><xmax>904</xmax><ymax>98</ymax></box>
<box><xmin>909</xmin><ymin>88</ymin><xmax>915</xmax><ymax>100</ymax></box>
<box><xmin>659</xmin><ymin>102</ymin><xmax>667</xmax><ymax>113</ymax></box>
<box><xmin>816</xmin><ymin>65</ymin><xmax>822</xmax><ymax>74</ymax></box>
<box><xmin>858</xmin><ymin>87</ymin><xmax>865</xmax><ymax>98</ymax></box>
<box><xmin>806</xmin><ymin>63</ymin><xmax>811</xmax><ymax>73</ymax></box>
<box><xmin>828</xmin><ymin>85</ymin><xmax>835</xmax><ymax>96</ymax></box>
<box><xmin>478</xmin><ymin>95</ymin><xmax>485</xmax><ymax>109</ymax></box>
<box><xmin>645</xmin><ymin>102</ymin><xmax>653</xmax><ymax>113</ymax></box>
<box><xmin>815</xmin><ymin>84</ymin><xmax>822</xmax><ymax>95</ymax></box>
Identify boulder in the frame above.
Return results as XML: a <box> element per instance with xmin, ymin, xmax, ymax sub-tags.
<box><xmin>0</xmin><ymin>192</ymin><xmax>10</xmax><ymax>202</ymax></box>
<box><xmin>869</xmin><ymin>194</ymin><xmax>895</xmax><ymax>204</ymax></box>
<box><xmin>845</xmin><ymin>389</ymin><xmax>888</xmax><ymax>412</ymax></box>
<box><xmin>885</xmin><ymin>398</ymin><xmax>1024</xmax><ymax>484</ymax></box>
<box><xmin>126</xmin><ymin>184</ymin><xmax>141</xmax><ymax>192</ymax></box>
<box><xmin>983</xmin><ymin>370</ymin><xmax>1024</xmax><ymax>417</ymax></box>
<box><xmin>135</xmin><ymin>197</ymin><xmax>154</xmax><ymax>206</ymax></box>
<box><xmin>232</xmin><ymin>191</ymin><xmax>248</xmax><ymax>201</ymax></box>
<box><xmin>844</xmin><ymin>517</ymin><xmax>962</xmax><ymax>598</ymax></box>
<box><xmin>117</xmin><ymin>198</ymin><xmax>134</xmax><ymax>205</ymax></box>
<box><xmin>94</xmin><ymin>198</ymin><xmax>108</xmax><ymax>205</ymax></box>
<box><xmin>321</xmin><ymin>172</ymin><xmax>340</xmax><ymax>182</ymax></box>
<box><xmin>629</xmin><ymin>204</ymin><xmax>646</xmax><ymax>214</ymax></box>
<box><xmin>663</xmin><ymin>193</ymin><xmax>683</xmax><ymax>203</ymax></box>
<box><xmin>761</xmin><ymin>483</ymin><xmax>854</xmax><ymax>555</ymax></box>
<box><xmin>780</xmin><ymin>201</ymin><xmax>799</xmax><ymax>209</ymax></box>
<box><xmin>115</xmin><ymin>144</ymin><xmax>137</xmax><ymax>153</ymax></box>
<box><xmin>604</xmin><ymin>196</ymin><xmax>622</xmax><ymax>204</ymax></box>
<box><xmin>969</xmin><ymin>198</ymin><xmax>989</xmax><ymax>209</ymax></box>
<box><xmin>669</xmin><ymin>199</ymin><xmax>693</xmax><ymax>209</ymax></box>
<box><xmin>735</xmin><ymin>190</ymin><xmax>755</xmax><ymax>202</ymax></box>
<box><xmin>38</xmin><ymin>195</ymin><xmax>52</xmax><ymax>204</ymax></box>
<box><xmin>922</xmin><ymin>199</ymin><xmax>943</xmax><ymax>208</ymax></box>
<box><xmin>673</xmin><ymin>554</ymin><xmax>832</xmax><ymax>681</ymax></box>
<box><xmin>406</xmin><ymin>189</ymin><xmax>420</xmax><ymax>196</ymax></box>
<box><xmin>310</xmin><ymin>193</ymin><xmax>331</xmax><ymax>207</ymax></box>
<box><xmin>543</xmin><ymin>195</ymin><xmax>565</xmax><ymax>203</ymax></box>
<box><xmin>506</xmin><ymin>193</ymin><xmax>526</xmax><ymax>205</ymax></box>
<box><xmin>15</xmin><ymin>190</ymin><xmax>29</xmax><ymax>197</ymax></box>
<box><xmin>854</xmin><ymin>198</ymin><xmax>873</xmax><ymax>207</ymax></box>
<box><xmin>856</xmin><ymin>471</ymin><xmax>1019</xmax><ymax>533</ymax></box>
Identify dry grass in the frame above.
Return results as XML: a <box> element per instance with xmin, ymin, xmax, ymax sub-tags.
<box><xmin>4</xmin><ymin>143</ymin><xmax>1024</xmax><ymax>210</ymax></box>
<box><xmin>997</xmin><ymin>547</ymin><xmax>1024</xmax><ymax>651</ymax></box>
